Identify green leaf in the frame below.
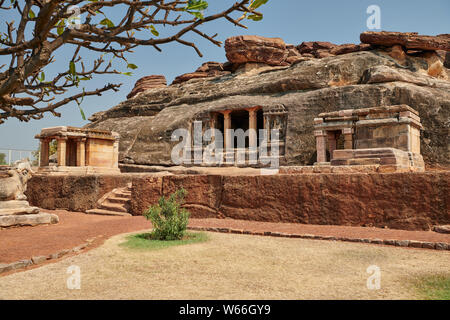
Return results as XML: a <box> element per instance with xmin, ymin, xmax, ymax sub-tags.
<box><xmin>187</xmin><ymin>10</ymin><xmax>204</xmax><ymax>20</ymax></box>
<box><xmin>78</xmin><ymin>104</ymin><xmax>86</xmax><ymax>120</ymax></box>
<box><xmin>127</xmin><ymin>63</ymin><xmax>138</xmax><ymax>70</ymax></box>
<box><xmin>150</xmin><ymin>25</ymin><xmax>159</xmax><ymax>37</ymax></box>
<box><xmin>250</xmin><ymin>0</ymin><xmax>268</xmax><ymax>9</ymax></box>
<box><xmin>28</xmin><ymin>9</ymin><xmax>35</xmax><ymax>19</ymax></box>
<box><xmin>121</xmin><ymin>72</ymin><xmax>133</xmax><ymax>76</ymax></box>
<box><xmin>247</xmin><ymin>14</ymin><xmax>263</xmax><ymax>21</ymax></box>
<box><xmin>99</xmin><ymin>18</ymin><xmax>114</xmax><ymax>28</ymax></box>
<box><xmin>39</xmin><ymin>72</ymin><xmax>45</xmax><ymax>82</ymax></box>
<box><xmin>69</xmin><ymin>61</ymin><xmax>76</xmax><ymax>76</ymax></box>
<box><xmin>57</xmin><ymin>20</ymin><xmax>65</xmax><ymax>35</ymax></box>
<box><xmin>186</xmin><ymin>0</ymin><xmax>208</xmax><ymax>11</ymax></box>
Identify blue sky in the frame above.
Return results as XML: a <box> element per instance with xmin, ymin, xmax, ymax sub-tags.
<box><xmin>0</xmin><ymin>0</ymin><xmax>449</xmax><ymax>153</ymax></box>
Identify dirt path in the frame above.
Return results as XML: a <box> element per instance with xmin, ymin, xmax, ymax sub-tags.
<box><xmin>0</xmin><ymin>210</ymin><xmax>449</xmax><ymax>264</ymax></box>
<box><xmin>0</xmin><ymin>231</ymin><xmax>448</xmax><ymax>299</ymax></box>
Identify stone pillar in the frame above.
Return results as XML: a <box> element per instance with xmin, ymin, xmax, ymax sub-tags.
<box><xmin>39</xmin><ymin>139</ymin><xmax>50</xmax><ymax>167</ymax></box>
<box><xmin>56</xmin><ymin>137</ymin><xmax>67</xmax><ymax>167</ymax></box>
<box><xmin>223</xmin><ymin>111</ymin><xmax>232</xmax><ymax>150</ymax></box>
<box><xmin>248</xmin><ymin>108</ymin><xmax>258</xmax><ymax>150</ymax></box>
<box><xmin>327</xmin><ymin>131</ymin><xmax>337</xmax><ymax>160</ymax></box>
<box><xmin>343</xmin><ymin>128</ymin><xmax>353</xmax><ymax>149</ymax></box>
<box><xmin>314</xmin><ymin>130</ymin><xmax>327</xmax><ymax>163</ymax></box>
<box><xmin>210</xmin><ymin>113</ymin><xmax>218</xmax><ymax>144</ymax></box>
<box><xmin>222</xmin><ymin>110</ymin><xmax>233</xmax><ymax>164</ymax></box>
<box><xmin>76</xmin><ymin>138</ymin><xmax>86</xmax><ymax>167</ymax></box>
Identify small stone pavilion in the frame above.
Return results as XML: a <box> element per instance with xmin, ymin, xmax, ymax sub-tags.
<box><xmin>35</xmin><ymin>126</ymin><xmax>120</xmax><ymax>174</ymax></box>
<box><xmin>314</xmin><ymin>105</ymin><xmax>425</xmax><ymax>171</ymax></box>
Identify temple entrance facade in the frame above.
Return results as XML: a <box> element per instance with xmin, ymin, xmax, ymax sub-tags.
<box><xmin>187</xmin><ymin>105</ymin><xmax>287</xmax><ymax>166</ymax></box>
<box><xmin>35</xmin><ymin>126</ymin><xmax>120</xmax><ymax>174</ymax></box>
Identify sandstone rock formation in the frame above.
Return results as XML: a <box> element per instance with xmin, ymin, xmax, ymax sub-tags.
<box><xmin>172</xmin><ymin>61</ymin><xmax>230</xmax><ymax>85</ymax></box>
<box><xmin>127</xmin><ymin>75</ymin><xmax>166</xmax><ymax>99</ymax></box>
<box><xmin>297</xmin><ymin>41</ymin><xmax>371</xmax><ymax>58</ymax></box>
<box><xmin>87</xmin><ymin>32</ymin><xmax>450</xmax><ymax>167</ymax></box>
<box><xmin>225</xmin><ymin>35</ymin><xmax>288</xmax><ymax>66</ymax></box>
<box><xmin>360</xmin><ymin>31</ymin><xmax>450</xmax><ymax>51</ymax></box>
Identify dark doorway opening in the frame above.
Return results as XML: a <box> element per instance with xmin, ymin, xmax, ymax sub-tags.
<box><xmin>231</xmin><ymin>109</ymin><xmax>249</xmax><ymax>148</ymax></box>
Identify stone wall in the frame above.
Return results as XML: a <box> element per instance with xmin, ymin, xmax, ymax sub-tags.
<box><xmin>26</xmin><ymin>174</ymin><xmax>135</xmax><ymax>212</ymax></box>
<box><xmin>25</xmin><ymin>172</ymin><xmax>449</xmax><ymax>231</ymax></box>
<box><xmin>131</xmin><ymin>172</ymin><xmax>449</xmax><ymax>231</ymax></box>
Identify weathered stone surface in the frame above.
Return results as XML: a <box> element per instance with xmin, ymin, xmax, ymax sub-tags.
<box><xmin>127</xmin><ymin>75</ymin><xmax>166</xmax><ymax>99</ymax></box>
<box><xmin>127</xmin><ymin>171</ymin><xmax>450</xmax><ymax>231</ymax></box>
<box><xmin>26</xmin><ymin>174</ymin><xmax>136</xmax><ymax>212</ymax></box>
<box><xmin>171</xmin><ymin>62</ymin><xmax>231</xmax><ymax>85</ymax></box>
<box><xmin>0</xmin><ymin>200</ymin><xmax>30</xmax><ymax>209</ymax></box>
<box><xmin>87</xmin><ymin>49</ymin><xmax>450</xmax><ymax>167</ymax></box>
<box><xmin>360</xmin><ymin>31</ymin><xmax>450</xmax><ymax>51</ymax></box>
<box><xmin>225</xmin><ymin>35</ymin><xmax>288</xmax><ymax>66</ymax></box>
<box><xmin>435</xmin><ymin>242</ymin><xmax>448</xmax><ymax>250</ymax></box>
<box><xmin>0</xmin><ymin>212</ymin><xmax>58</xmax><ymax>227</ymax></box>
<box><xmin>0</xmin><ymin>160</ymin><xmax>33</xmax><ymax>201</ymax></box>
<box><xmin>31</xmin><ymin>256</ymin><xmax>47</xmax><ymax>264</ymax></box>
<box><xmin>433</xmin><ymin>225</ymin><xmax>450</xmax><ymax>234</ymax></box>
<box><xmin>172</xmin><ymin>72</ymin><xmax>210</xmax><ymax>85</ymax></box>
<box><xmin>0</xmin><ymin>206</ymin><xmax>40</xmax><ymax>215</ymax></box>
<box><xmin>330</xmin><ymin>43</ymin><xmax>372</xmax><ymax>55</ymax></box>
<box><xmin>297</xmin><ymin>41</ymin><xmax>371</xmax><ymax>58</ymax></box>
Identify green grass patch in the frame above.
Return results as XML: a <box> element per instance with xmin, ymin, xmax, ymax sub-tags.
<box><xmin>413</xmin><ymin>274</ymin><xmax>450</xmax><ymax>300</ymax></box>
<box><xmin>120</xmin><ymin>231</ymin><xmax>208</xmax><ymax>251</ymax></box>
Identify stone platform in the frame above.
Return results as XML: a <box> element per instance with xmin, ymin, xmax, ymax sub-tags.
<box><xmin>0</xmin><ymin>200</ymin><xmax>58</xmax><ymax>228</ymax></box>
<box><xmin>330</xmin><ymin>148</ymin><xmax>425</xmax><ymax>172</ymax></box>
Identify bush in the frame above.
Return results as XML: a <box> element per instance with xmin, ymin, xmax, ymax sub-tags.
<box><xmin>144</xmin><ymin>188</ymin><xmax>190</xmax><ymax>240</ymax></box>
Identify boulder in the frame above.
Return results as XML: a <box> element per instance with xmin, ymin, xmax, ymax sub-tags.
<box><xmin>225</xmin><ymin>35</ymin><xmax>288</xmax><ymax>66</ymax></box>
<box><xmin>172</xmin><ymin>72</ymin><xmax>210</xmax><ymax>85</ymax></box>
<box><xmin>172</xmin><ymin>61</ymin><xmax>230</xmax><ymax>85</ymax></box>
<box><xmin>127</xmin><ymin>75</ymin><xmax>166</xmax><ymax>99</ymax></box>
<box><xmin>360</xmin><ymin>31</ymin><xmax>450</xmax><ymax>51</ymax></box>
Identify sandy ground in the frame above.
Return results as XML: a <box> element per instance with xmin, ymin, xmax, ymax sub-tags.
<box><xmin>2</xmin><ymin>210</ymin><xmax>449</xmax><ymax>264</ymax></box>
<box><xmin>0</xmin><ymin>231</ymin><xmax>448</xmax><ymax>300</ymax></box>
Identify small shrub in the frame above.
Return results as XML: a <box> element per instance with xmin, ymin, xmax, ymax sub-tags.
<box><xmin>144</xmin><ymin>188</ymin><xmax>190</xmax><ymax>240</ymax></box>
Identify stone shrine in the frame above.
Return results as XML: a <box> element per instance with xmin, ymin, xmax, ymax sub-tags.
<box><xmin>35</xmin><ymin>126</ymin><xmax>120</xmax><ymax>174</ymax></box>
<box><xmin>314</xmin><ymin>105</ymin><xmax>425</xmax><ymax>171</ymax></box>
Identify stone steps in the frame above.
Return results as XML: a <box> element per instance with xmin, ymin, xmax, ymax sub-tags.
<box><xmin>85</xmin><ymin>208</ymin><xmax>131</xmax><ymax>217</ymax></box>
<box><xmin>107</xmin><ymin>196</ymin><xmax>130</xmax><ymax>204</ymax></box>
<box><xmin>99</xmin><ymin>201</ymin><xmax>129</xmax><ymax>213</ymax></box>
<box><xmin>85</xmin><ymin>183</ymin><xmax>132</xmax><ymax>217</ymax></box>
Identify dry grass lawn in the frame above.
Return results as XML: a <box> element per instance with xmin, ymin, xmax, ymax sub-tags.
<box><xmin>0</xmin><ymin>231</ymin><xmax>448</xmax><ymax>299</ymax></box>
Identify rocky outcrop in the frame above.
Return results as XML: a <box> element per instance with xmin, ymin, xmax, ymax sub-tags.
<box><xmin>87</xmin><ymin>32</ymin><xmax>450</xmax><ymax>167</ymax></box>
<box><xmin>297</xmin><ymin>41</ymin><xmax>371</xmax><ymax>58</ymax></box>
<box><xmin>225</xmin><ymin>35</ymin><xmax>288</xmax><ymax>66</ymax></box>
<box><xmin>360</xmin><ymin>31</ymin><xmax>450</xmax><ymax>51</ymax></box>
<box><xmin>127</xmin><ymin>75</ymin><xmax>166</xmax><ymax>99</ymax></box>
<box><xmin>172</xmin><ymin>61</ymin><xmax>230</xmax><ymax>85</ymax></box>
